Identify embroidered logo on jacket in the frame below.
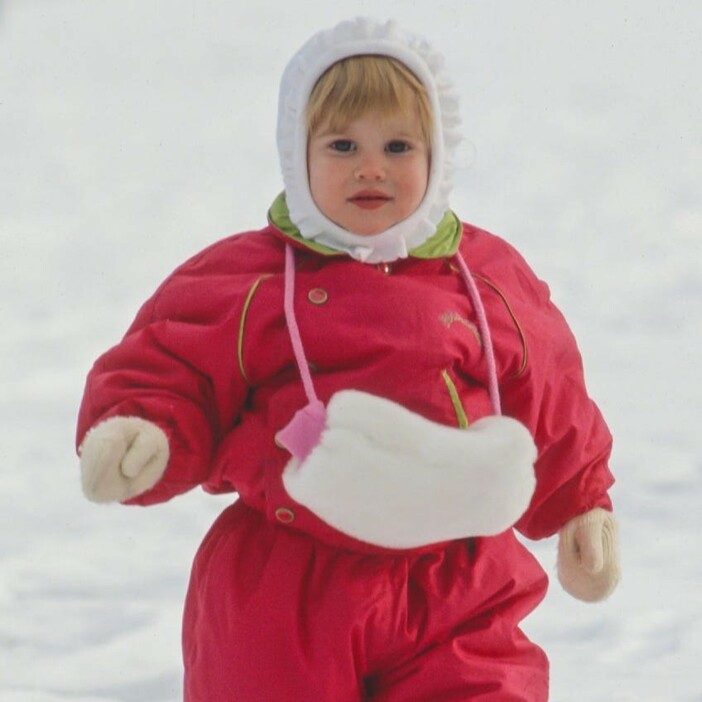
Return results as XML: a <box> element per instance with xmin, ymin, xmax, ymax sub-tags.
<box><xmin>439</xmin><ymin>311</ymin><xmax>482</xmax><ymax>345</ymax></box>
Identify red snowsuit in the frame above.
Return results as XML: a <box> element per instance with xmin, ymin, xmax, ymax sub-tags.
<box><xmin>77</xmin><ymin>211</ymin><xmax>614</xmax><ymax>701</ymax></box>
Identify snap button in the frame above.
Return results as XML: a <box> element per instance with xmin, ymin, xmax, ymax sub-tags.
<box><xmin>307</xmin><ymin>288</ymin><xmax>328</xmax><ymax>304</ymax></box>
<box><xmin>377</xmin><ymin>262</ymin><xmax>392</xmax><ymax>275</ymax></box>
<box><xmin>275</xmin><ymin>507</ymin><xmax>295</xmax><ymax>524</ymax></box>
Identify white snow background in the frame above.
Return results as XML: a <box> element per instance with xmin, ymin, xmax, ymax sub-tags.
<box><xmin>1</xmin><ymin>1</ymin><xmax>700</xmax><ymax>700</ymax></box>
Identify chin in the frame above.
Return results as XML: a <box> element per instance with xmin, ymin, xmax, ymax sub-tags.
<box><xmin>349</xmin><ymin>227</ymin><xmax>385</xmax><ymax>237</ymax></box>
<box><xmin>342</xmin><ymin>219</ymin><xmax>391</xmax><ymax>237</ymax></box>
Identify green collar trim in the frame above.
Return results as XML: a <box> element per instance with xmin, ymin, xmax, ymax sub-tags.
<box><xmin>267</xmin><ymin>192</ymin><xmax>461</xmax><ymax>259</ymax></box>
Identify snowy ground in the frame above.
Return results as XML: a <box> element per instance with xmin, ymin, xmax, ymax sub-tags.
<box><xmin>1</xmin><ymin>1</ymin><xmax>700</xmax><ymax>700</ymax></box>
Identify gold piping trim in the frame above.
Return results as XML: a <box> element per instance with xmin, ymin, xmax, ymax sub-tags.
<box><xmin>471</xmin><ymin>274</ymin><xmax>528</xmax><ymax>379</ymax></box>
<box><xmin>237</xmin><ymin>274</ymin><xmax>272</xmax><ymax>383</ymax></box>
<box><xmin>449</xmin><ymin>262</ymin><xmax>528</xmax><ymax>380</ymax></box>
<box><xmin>441</xmin><ymin>369</ymin><xmax>469</xmax><ymax>428</ymax></box>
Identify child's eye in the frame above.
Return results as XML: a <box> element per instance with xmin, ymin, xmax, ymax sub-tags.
<box><xmin>386</xmin><ymin>140</ymin><xmax>411</xmax><ymax>154</ymax></box>
<box><xmin>330</xmin><ymin>140</ymin><xmax>354</xmax><ymax>153</ymax></box>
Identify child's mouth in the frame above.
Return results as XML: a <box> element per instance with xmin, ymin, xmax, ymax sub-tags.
<box><xmin>349</xmin><ymin>190</ymin><xmax>391</xmax><ymax>210</ymax></box>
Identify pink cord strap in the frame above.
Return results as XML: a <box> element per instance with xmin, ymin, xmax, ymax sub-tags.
<box><xmin>283</xmin><ymin>243</ymin><xmax>501</xmax><ymax>417</ymax></box>
<box><xmin>284</xmin><ymin>244</ymin><xmax>319</xmax><ymax>405</ymax></box>
<box><xmin>275</xmin><ymin>245</ymin><xmax>326</xmax><ymax>461</ymax></box>
<box><xmin>454</xmin><ymin>252</ymin><xmax>502</xmax><ymax>416</ymax></box>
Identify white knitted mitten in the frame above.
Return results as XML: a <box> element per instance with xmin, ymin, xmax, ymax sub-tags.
<box><xmin>557</xmin><ymin>508</ymin><xmax>620</xmax><ymax>602</ymax></box>
<box><xmin>79</xmin><ymin>416</ymin><xmax>169</xmax><ymax>503</ymax></box>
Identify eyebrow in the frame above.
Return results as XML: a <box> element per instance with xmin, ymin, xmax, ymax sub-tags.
<box><xmin>388</xmin><ymin>131</ymin><xmax>422</xmax><ymax>139</ymax></box>
<box><xmin>310</xmin><ymin>132</ymin><xmax>346</xmax><ymax>139</ymax></box>
<box><xmin>312</xmin><ymin>128</ymin><xmax>424</xmax><ymax>141</ymax></box>
<box><xmin>311</xmin><ymin>128</ymin><xmax>348</xmax><ymax>139</ymax></box>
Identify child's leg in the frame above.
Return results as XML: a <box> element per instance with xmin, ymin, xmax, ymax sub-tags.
<box><xmin>367</xmin><ymin>631</ymin><xmax>547</xmax><ymax>702</ymax></box>
<box><xmin>183</xmin><ymin>502</ymin><xmax>548</xmax><ymax>702</ymax></box>
<box><xmin>183</xmin><ymin>500</ymin><xmax>381</xmax><ymax>702</ymax></box>
<box><xmin>363</xmin><ymin>534</ymin><xmax>549</xmax><ymax>702</ymax></box>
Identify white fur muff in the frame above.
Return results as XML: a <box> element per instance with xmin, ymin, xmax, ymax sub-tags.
<box><xmin>283</xmin><ymin>390</ymin><xmax>537</xmax><ymax>549</ymax></box>
<box><xmin>79</xmin><ymin>416</ymin><xmax>169</xmax><ymax>503</ymax></box>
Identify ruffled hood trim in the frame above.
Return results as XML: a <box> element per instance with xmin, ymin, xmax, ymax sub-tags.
<box><xmin>268</xmin><ymin>192</ymin><xmax>463</xmax><ymax>260</ymax></box>
<box><xmin>276</xmin><ymin>17</ymin><xmax>461</xmax><ymax>263</ymax></box>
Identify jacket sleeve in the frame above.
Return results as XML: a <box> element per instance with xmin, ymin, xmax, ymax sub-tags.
<box><xmin>76</xmin><ymin>248</ymin><xmax>252</xmax><ymax>505</ymax></box>
<box><xmin>496</xmin><ymin>257</ymin><xmax>615</xmax><ymax>540</ymax></box>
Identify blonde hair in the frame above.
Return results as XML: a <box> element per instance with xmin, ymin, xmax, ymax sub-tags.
<box><xmin>306</xmin><ymin>55</ymin><xmax>433</xmax><ymax>145</ymax></box>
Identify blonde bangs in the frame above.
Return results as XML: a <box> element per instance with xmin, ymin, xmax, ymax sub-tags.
<box><xmin>307</xmin><ymin>55</ymin><xmax>433</xmax><ymax>144</ymax></box>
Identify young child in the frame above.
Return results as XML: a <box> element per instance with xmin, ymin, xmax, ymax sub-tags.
<box><xmin>77</xmin><ymin>18</ymin><xmax>620</xmax><ymax>701</ymax></box>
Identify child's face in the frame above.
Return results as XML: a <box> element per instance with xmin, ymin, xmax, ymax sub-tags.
<box><xmin>307</xmin><ymin>111</ymin><xmax>429</xmax><ymax>236</ymax></box>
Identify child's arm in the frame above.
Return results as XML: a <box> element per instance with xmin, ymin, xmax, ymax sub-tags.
<box><xmin>76</xmin><ymin>247</ymin><xmax>252</xmax><ymax>505</ymax></box>
<box><xmin>496</xmin><ymin>266</ymin><xmax>619</xmax><ymax>600</ymax></box>
<box><xmin>476</xmin><ymin>239</ymin><xmax>615</xmax><ymax>541</ymax></box>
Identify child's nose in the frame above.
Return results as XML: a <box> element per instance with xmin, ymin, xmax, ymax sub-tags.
<box><xmin>354</xmin><ymin>156</ymin><xmax>386</xmax><ymax>181</ymax></box>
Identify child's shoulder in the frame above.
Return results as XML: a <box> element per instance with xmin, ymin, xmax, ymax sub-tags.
<box><xmin>459</xmin><ymin>221</ymin><xmax>525</xmax><ymax>262</ymax></box>
<box><xmin>172</xmin><ymin>226</ymin><xmax>285</xmax><ymax>278</ymax></box>
<box><xmin>141</xmin><ymin>226</ymin><xmax>285</xmax><ymax>320</ymax></box>
<box><xmin>457</xmin><ymin>220</ymin><xmax>550</xmax><ymax>302</ymax></box>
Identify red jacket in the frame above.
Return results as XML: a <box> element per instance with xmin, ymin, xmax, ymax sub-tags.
<box><xmin>76</xmin><ymin>218</ymin><xmax>613</xmax><ymax>548</ymax></box>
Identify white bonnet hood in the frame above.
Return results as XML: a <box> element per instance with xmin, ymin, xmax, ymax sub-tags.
<box><xmin>276</xmin><ymin>18</ymin><xmax>461</xmax><ymax>263</ymax></box>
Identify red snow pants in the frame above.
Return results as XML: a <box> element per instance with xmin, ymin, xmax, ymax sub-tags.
<box><xmin>183</xmin><ymin>500</ymin><xmax>549</xmax><ymax>701</ymax></box>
